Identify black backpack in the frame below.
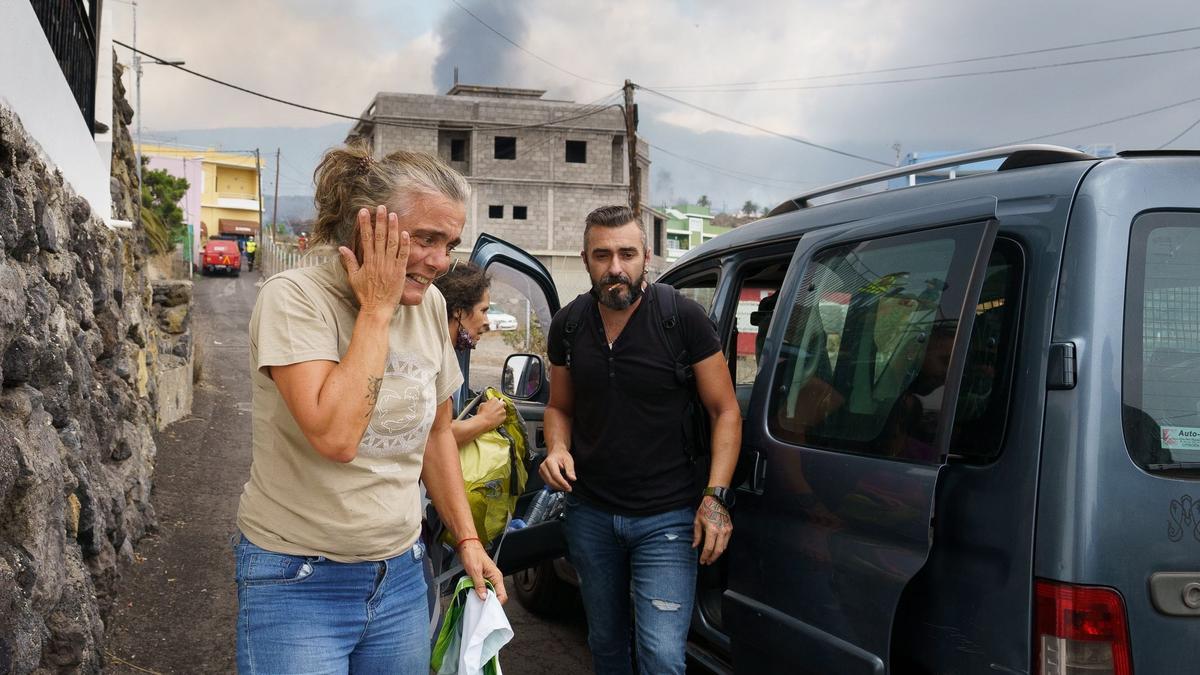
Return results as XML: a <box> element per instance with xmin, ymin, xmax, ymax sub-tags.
<box><xmin>561</xmin><ymin>283</ymin><xmax>712</xmax><ymax>492</ymax></box>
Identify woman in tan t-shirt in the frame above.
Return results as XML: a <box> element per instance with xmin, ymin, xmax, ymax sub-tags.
<box><xmin>236</xmin><ymin>144</ymin><xmax>506</xmax><ymax>674</ymax></box>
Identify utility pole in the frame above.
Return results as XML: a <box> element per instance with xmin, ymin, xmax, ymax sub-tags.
<box><xmin>255</xmin><ymin>148</ymin><xmax>263</xmax><ymax>241</ymax></box>
<box><xmin>132</xmin><ymin>0</ymin><xmax>141</xmax><ymax>226</ymax></box>
<box><xmin>272</xmin><ymin>148</ymin><xmax>281</xmax><ymax>240</ymax></box>
<box><xmin>623</xmin><ymin>80</ymin><xmax>641</xmax><ymax>220</ymax></box>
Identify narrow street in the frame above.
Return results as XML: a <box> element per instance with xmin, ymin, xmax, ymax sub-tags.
<box><xmin>104</xmin><ymin>267</ymin><xmax>593</xmax><ymax>674</ymax></box>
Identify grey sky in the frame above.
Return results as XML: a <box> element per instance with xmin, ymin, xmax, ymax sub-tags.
<box><xmin>119</xmin><ymin>0</ymin><xmax>1200</xmax><ymax>210</ymax></box>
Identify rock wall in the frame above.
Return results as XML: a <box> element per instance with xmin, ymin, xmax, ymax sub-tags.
<box><xmin>0</xmin><ymin>56</ymin><xmax>190</xmax><ymax>672</ymax></box>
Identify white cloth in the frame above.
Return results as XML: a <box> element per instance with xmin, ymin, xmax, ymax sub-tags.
<box><xmin>457</xmin><ymin>588</ymin><xmax>513</xmax><ymax>675</ymax></box>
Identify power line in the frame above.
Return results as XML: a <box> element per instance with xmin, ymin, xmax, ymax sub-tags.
<box><xmin>1000</xmin><ymin>94</ymin><xmax>1200</xmax><ymax>145</ymax></box>
<box><xmin>503</xmin><ymin>91</ymin><xmax>626</xmax><ymax>159</ymax></box>
<box><xmin>447</xmin><ymin>0</ymin><xmax>617</xmax><ymax>87</ymax></box>
<box><xmin>646</xmin><ymin>141</ymin><xmax>813</xmax><ymax>189</ymax></box>
<box><xmin>634</xmin><ymin>84</ymin><xmax>892</xmax><ymax>167</ymax></box>
<box><xmin>1159</xmin><ymin>113</ymin><xmax>1200</xmax><ymax>148</ymax></box>
<box><xmin>113</xmin><ymin>40</ymin><xmax>622</xmax><ymax>133</ymax></box>
<box><xmin>649</xmin><ymin>25</ymin><xmax>1200</xmax><ymax>89</ymax></box>
<box><xmin>650</xmin><ymin>43</ymin><xmax>1200</xmax><ymax>93</ymax></box>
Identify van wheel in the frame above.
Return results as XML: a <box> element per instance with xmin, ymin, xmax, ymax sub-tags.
<box><xmin>514</xmin><ymin>561</ymin><xmax>578</xmax><ymax>618</ymax></box>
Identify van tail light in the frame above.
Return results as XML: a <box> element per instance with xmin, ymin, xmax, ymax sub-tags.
<box><xmin>1034</xmin><ymin>579</ymin><xmax>1133</xmax><ymax>675</ymax></box>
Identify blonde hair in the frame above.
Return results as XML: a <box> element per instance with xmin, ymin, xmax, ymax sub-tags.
<box><xmin>311</xmin><ymin>143</ymin><xmax>471</xmax><ymax>248</ymax></box>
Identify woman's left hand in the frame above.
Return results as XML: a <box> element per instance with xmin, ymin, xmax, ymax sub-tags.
<box><xmin>459</xmin><ymin>540</ymin><xmax>508</xmax><ymax>603</ymax></box>
<box><xmin>475</xmin><ymin>398</ymin><xmax>507</xmax><ymax>431</ymax></box>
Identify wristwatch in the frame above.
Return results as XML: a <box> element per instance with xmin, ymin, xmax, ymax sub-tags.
<box><xmin>702</xmin><ymin>486</ymin><xmax>735</xmax><ymax>510</ymax></box>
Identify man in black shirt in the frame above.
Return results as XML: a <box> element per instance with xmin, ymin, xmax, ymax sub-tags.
<box><xmin>540</xmin><ymin>205</ymin><xmax>741</xmax><ymax>675</ymax></box>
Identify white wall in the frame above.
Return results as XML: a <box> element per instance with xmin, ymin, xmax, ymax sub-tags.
<box><xmin>0</xmin><ymin>1</ymin><xmax>113</xmax><ymax>222</ymax></box>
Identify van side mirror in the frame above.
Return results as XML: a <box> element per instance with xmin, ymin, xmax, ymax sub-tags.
<box><xmin>502</xmin><ymin>354</ymin><xmax>544</xmax><ymax>400</ymax></box>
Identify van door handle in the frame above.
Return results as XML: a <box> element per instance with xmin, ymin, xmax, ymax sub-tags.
<box><xmin>1149</xmin><ymin>572</ymin><xmax>1200</xmax><ymax>616</ymax></box>
<box><xmin>738</xmin><ymin>449</ymin><xmax>767</xmax><ymax>495</ymax></box>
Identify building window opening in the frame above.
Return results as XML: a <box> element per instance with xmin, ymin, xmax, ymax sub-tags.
<box><xmin>489</xmin><ymin>205</ymin><xmax>504</xmax><ymax>219</ymax></box>
<box><xmin>451</xmin><ymin>139</ymin><xmax>466</xmax><ymax>162</ymax></box>
<box><xmin>494</xmin><ymin>136</ymin><xmax>517</xmax><ymax>160</ymax></box>
<box><xmin>513</xmin><ymin>206</ymin><xmax>528</xmax><ymax>220</ymax></box>
<box><xmin>566</xmin><ymin>140</ymin><xmax>587</xmax><ymax>164</ymax></box>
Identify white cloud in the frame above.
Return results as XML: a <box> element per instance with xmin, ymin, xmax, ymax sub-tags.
<box><xmin>118</xmin><ymin>0</ymin><xmax>439</xmax><ymax>130</ymax></box>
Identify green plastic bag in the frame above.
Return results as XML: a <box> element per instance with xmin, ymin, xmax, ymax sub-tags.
<box><xmin>431</xmin><ymin>577</ymin><xmax>504</xmax><ymax>675</ymax></box>
<box><xmin>444</xmin><ymin>388</ymin><xmax>529</xmax><ymax>548</ymax></box>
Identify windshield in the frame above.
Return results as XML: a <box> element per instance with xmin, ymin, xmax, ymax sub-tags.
<box><xmin>1124</xmin><ymin>211</ymin><xmax>1200</xmax><ymax>476</ymax></box>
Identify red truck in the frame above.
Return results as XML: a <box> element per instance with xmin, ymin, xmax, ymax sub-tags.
<box><xmin>200</xmin><ymin>240</ymin><xmax>241</xmax><ymax>276</ymax></box>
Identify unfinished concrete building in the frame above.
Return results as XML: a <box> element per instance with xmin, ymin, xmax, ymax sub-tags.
<box><xmin>347</xmin><ymin>84</ymin><xmax>654</xmax><ymax>296</ymax></box>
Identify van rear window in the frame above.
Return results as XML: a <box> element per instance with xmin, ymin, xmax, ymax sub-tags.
<box><xmin>1124</xmin><ymin>211</ymin><xmax>1200</xmax><ymax>475</ymax></box>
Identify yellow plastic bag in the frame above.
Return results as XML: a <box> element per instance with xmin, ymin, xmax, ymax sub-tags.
<box><xmin>445</xmin><ymin>388</ymin><xmax>529</xmax><ymax>548</ymax></box>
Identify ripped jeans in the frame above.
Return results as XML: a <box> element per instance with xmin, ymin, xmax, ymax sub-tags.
<box><xmin>563</xmin><ymin>495</ymin><xmax>698</xmax><ymax>675</ymax></box>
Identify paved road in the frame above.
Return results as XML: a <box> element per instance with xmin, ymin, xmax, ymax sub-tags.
<box><xmin>104</xmin><ymin>267</ymin><xmax>593</xmax><ymax>674</ymax></box>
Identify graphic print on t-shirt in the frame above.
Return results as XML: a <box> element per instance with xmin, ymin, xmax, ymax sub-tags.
<box><xmin>358</xmin><ymin>350</ymin><xmax>438</xmax><ymax>458</ymax></box>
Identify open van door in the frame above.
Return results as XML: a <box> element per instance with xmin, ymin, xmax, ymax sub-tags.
<box><xmin>724</xmin><ymin>206</ymin><xmax>998</xmax><ymax>673</ymax></box>
<box><xmin>460</xmin><ymin>233</ymin><xmax>563</xmax><ymax>576</ymax></box>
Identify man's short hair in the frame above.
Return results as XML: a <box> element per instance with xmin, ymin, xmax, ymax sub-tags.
<box><xmin>583</xmin><ymin>205</ymin><xmax>645</xmax><ymax>251</ymax></box>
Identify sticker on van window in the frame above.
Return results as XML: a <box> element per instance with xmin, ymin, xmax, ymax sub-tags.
<box><xmin>1161</xmin><ymin>427</ymin><xmax>1200</xmax><ymax>455</ymax></box>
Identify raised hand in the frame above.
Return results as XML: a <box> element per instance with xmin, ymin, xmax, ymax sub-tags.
<box><xmin>338</xmin><ymin>205</ymin><xmax>410</xmax><ymax>315</ymax></box>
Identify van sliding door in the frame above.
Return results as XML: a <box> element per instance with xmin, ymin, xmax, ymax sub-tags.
<box><xmin>724</xmin><ymin>211</ymin><xmax>998</xmax><ymax>673</ymax></box>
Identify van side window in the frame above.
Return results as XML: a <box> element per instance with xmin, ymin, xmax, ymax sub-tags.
<box><xmin>767</xmin><ymin>224</ymin><xmax>992</xmax><ymax>461</ymax></box>
<box><xmin>732</xmin><ymin>280</ymin><xmax>783</xmax><ymax>385</ymax></box>
<box><xmin>673</xmin><ymin>271</ymin><xmax>719</xmax><ymax>313</ymax></box>
<box><xmin>1124</xmin><ymin>212</ymin><xmax>1200</xmax><ymax>474</ymax></box>
<box><xmin>946</xmin><ymin>240</ymin><xmax>1022</xmax><ymax>462</ymax></box>
<box><xmin>725</xmin><ymin>259</ymin><xmax>789</xmax><ymax>413</ymax></box>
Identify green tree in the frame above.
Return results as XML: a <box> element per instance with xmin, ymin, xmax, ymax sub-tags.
<box><xmin>140</xmin><ymin>166</ymin><xmax>190</xmax><ymax>253</ymax></box>
<box><xmin>742</xmin><ymin>200</ymin><xmax>759</xmax><ymax>215</ymax></box>
<box><xmin>697</xmin><ymin>194</ymin><xmax>711</xmax><ymax>208</ymax></box>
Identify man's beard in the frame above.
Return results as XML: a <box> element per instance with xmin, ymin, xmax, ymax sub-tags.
<box><xmin>593</xmin><ymin>270</ymin><xmax>646</xmax><ymax>310</ymax></box>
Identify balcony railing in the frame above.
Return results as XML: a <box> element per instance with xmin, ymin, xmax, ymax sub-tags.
<box><xmin>30</xmin><ymin>0</ymin><xmax>101</xmax><ymax>133</ymax></box>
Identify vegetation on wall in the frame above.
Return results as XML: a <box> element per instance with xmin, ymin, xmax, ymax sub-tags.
<box><xmin>140</xmin><ymin>164</ymin><xmax>189</xmax><ymax>254</ymax></box>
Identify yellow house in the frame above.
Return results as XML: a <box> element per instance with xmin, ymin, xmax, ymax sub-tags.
<box><xmin>140</xmin><ymin>143</ymin><xmax>262</xmax><ymax>253</ymax></box>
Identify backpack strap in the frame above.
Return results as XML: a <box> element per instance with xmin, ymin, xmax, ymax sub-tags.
<box><xmin>561</xmin><ymin>292</ymin><xmax>593</xmax><ymax>371</ymax></box>
<box><xmin>649</xmin><ymin>283</ymin><xmax>693</xmax><ymax>386</ymax></box>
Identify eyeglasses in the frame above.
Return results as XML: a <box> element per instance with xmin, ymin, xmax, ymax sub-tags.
<box><xmin>434</xmin><ymin>257</ymin><xmax>462</xmax><ymax>280</ymax></box>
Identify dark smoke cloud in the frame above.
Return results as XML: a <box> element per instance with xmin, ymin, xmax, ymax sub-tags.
<box><xmin>433</xmin><ymin>1</ymin><xmax>531</xmax><ymax>92</ymax></box>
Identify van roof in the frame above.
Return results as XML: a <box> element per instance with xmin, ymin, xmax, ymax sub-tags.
<box><xmin>671</xmin><ymin>145</ymin><xmax>1108</xmax><ymax>267</ymax></box>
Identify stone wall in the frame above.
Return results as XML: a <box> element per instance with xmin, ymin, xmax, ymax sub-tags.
<box><xmin>0</xmin><ymin>56</ymin><xmax>190</xmax><ymax>672</ymax></box>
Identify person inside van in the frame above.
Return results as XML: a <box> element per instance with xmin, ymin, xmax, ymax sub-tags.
<box><xmin>883</xmin><ymin>324</ymin><xmax>955</xmax><ymax>461</ymax></box>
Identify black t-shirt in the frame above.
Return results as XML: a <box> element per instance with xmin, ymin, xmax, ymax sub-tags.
<box><xmin>547</xmin><ymin>285</ymin><xmax>721</xmax><ymax>516</ymax></box>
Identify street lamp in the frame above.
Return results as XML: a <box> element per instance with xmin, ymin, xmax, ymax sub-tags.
<box><xmin>134</xmin><ymin>54</ymin><xmax>184</xmax><ymax>208</ymax></box>
<box><xmin>125</xmin><ymin>0</ymin><xmax>184</xmax><ymax>223</ymax></box>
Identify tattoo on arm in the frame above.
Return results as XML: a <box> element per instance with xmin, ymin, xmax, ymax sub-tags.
<box><xmin>365</xmin><ymin>375</ymin><xmax>383</xmax><ymax>417</ymax></box>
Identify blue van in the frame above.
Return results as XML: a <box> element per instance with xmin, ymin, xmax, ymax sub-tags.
<box><xmin>458</xmin><ymin>145</ymin><xmax>1200</xmax><ymax>674</ymax></box>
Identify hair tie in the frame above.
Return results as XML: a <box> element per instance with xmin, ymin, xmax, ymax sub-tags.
<box><xmin>356</xmin><ymin>155</ymin><xmax>374</xmax><ymax>176</ymax></box>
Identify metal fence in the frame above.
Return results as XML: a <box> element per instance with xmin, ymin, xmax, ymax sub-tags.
<box><xmin>31</xmin><ymin>0</ymin><xmax>100</xmax><ymax>132</ymax></box>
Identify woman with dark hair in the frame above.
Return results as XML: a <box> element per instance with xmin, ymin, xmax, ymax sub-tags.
<box><xmin>433</xmin><ymin>261</ymin><xmax>508</xmax><ymax>443</ymax></box>
<box><xmin>236</xmin><ymin>143</ymin><xmax>506</xmax><ymax>673</ymax></box>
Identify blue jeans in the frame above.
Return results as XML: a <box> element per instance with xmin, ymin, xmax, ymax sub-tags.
<box><xmin>233</xmin><ymin>535</ymin><xmax>429</xmax><ymax>674</ymax></box>
<box><xmin>563</xmin><ymin>496</ymin><xmax>698</xmax><ymax>675</ymax></box>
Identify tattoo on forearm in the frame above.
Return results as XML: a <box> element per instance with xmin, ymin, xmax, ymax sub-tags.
<box><xmin>365</xmin><ymin>375</ymin><xmax>383</xmax><ymax>416</ymax></box>
<box><xmin>702</xmin><ymin>498</ymin><xmax>731</xmax><ymax>529</ymax></box>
